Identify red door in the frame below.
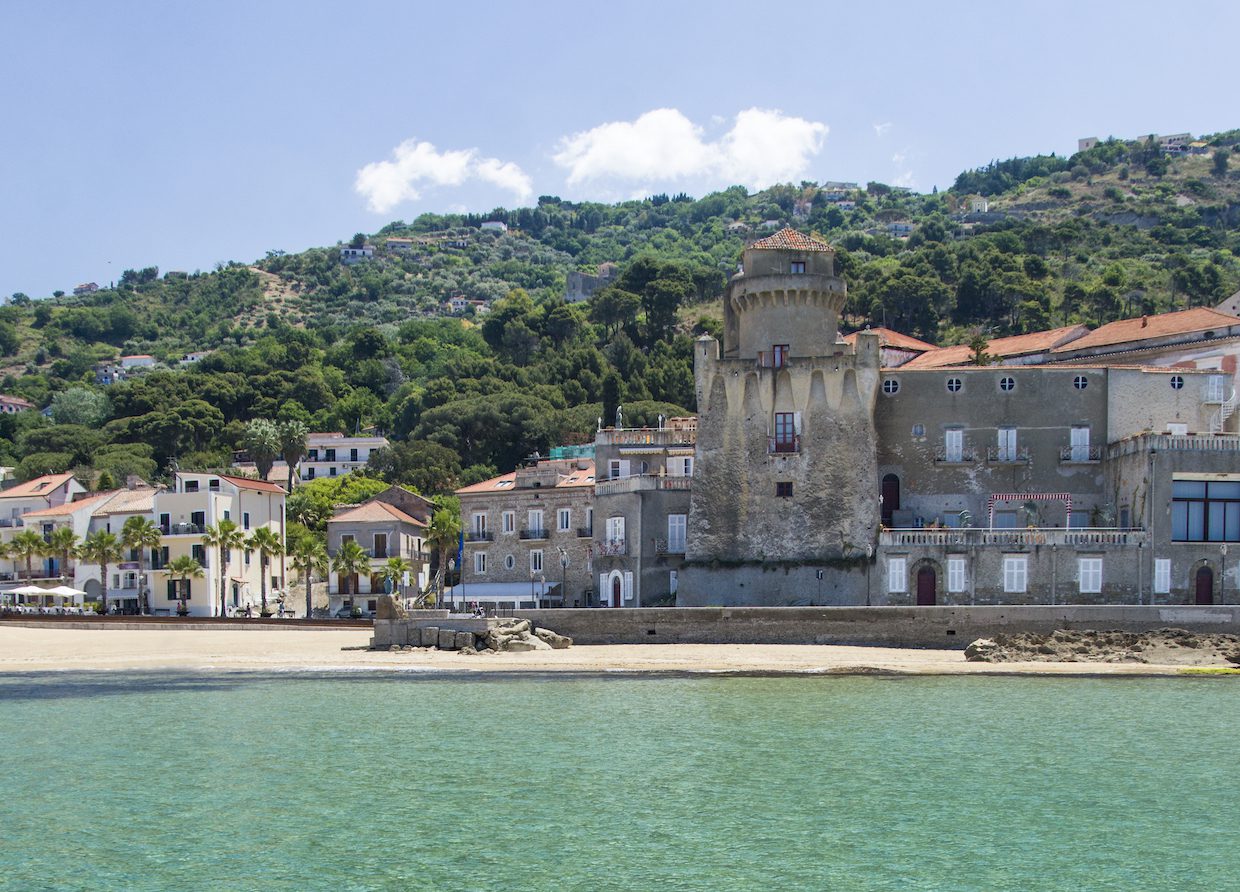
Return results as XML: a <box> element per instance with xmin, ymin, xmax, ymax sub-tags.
<box><xmin>916</xmin><ymin>567</ymin><xmax>936</xmax><ymax>606</ymax></box>
<box><xmin>611</xmin><ymin>576</ymin><xmax>622</xmax><ymax>608</ymax></box>
<box><xmin>1195</xmin><ymin>567</ymin><xmax>1214</xmax><ymax>605</ymax></box>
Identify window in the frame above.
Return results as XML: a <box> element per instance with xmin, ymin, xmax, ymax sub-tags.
<box><xmin>775</xmin><ymin>481</ymin><xmax>793</xmax><ymax>498</ymax></box>
<box><xmin>191</xmin><ymin>544</ymin><xmax>205</xmax><ymax>565</ymax></box>
<box><xmin>882</xmin><ymin>379</ymin><xmax>899</xmax><ymax>395</ymax></box>
<box><xmin>184</xmin><ymin>480</ymin><xmax>199</xmax><ymax>493</ymax></box>
<box><xmin>325</xmin><ymin>449</ymin><xmax>336</xmax><ymax>461</ymax></box>
<box><xmin>999</xmin><ymin>376</ymin><xmax>1016</xmax><ymax>392</ymax></box>
<box><xmin>790</xmin><ymin>261</ymin><xmax>806</xmax><ymax>274</ymax></box>
<box><xmin>502</xmin><ymin>511</ymin><xmax>515</xmax><ymax>534</ymax></box>
<box><xmin>1070</xmin><ymin>426</ymin><xmax>1091</xmax><ymax>462</ymax></box>
<box><xmin>605</xmin><ymin>516</ymin><xmax>625</xmax><ymax>543</ymax></box>
<box><xmin>208</xmin><ymin>478</ymin><xmax>220</xmax><ymax>491</ymax></box>
<box><xmin>773</xmin><ymin>344</ymin><xmax>790</xmax><ymax>368</ymax></box>
<box><xmin>773</xmin><ymin>412</ymin><xmax>797</xmax><ymax>452</ymax></box>
<box><xmin>528</xmin><ymin>509</ymin><xmax>544</xmax><ymax>534</ymax></box>
<box><xmin>305</xmin><ymin>467</ymin><xmax>315</xmax><ymax>480</ymax></box>
<box><xmin>504</xmin><ymin>554</ymin><xmax>515</xmax><ymax>570</ymax></box>
<box><xmin>667</xmin><ymin>514</ymin><xmax>686</xmax><ymax>553</ymax></box>
<box><xmin>373</xmin><ymin>534</ymin><xmax>387</xmax><ymax>557</ymax></box>
<box><xmin>887</xmin><ymin>557</ymin><xmax>906</xmax><ymax>593</ymax></box>
<box><xmin>1003</xmin><ymin>556</ymin><xmax>1028</xmax><ymax>593</ymax></box>
<box><xmin>668</xmin><ymin>457</ymin><xmax>693</xmax><ymax>477</ymax></box>
<box><xmin>530</xmin><ymin>550</ymin><xmax>543</xmax><ymax>573</ymax></box>
<box><xmin>609</xmin><ymin>459</ymin><xmax>631</xmax><ymax>480</ymax></box>
<box><xmin>1207</xmin><ymin>376</ymin><xmax>1228</xmax><ymax>403</ymax></box>
<box><xmin>471</xmin><ymin>513</ymin><xmax>487</xmax><ymax>535</ymax></box>
<box><xmin>947</xmin><ymin>557</ymin><xmax>967</xmax><ymax>594</ymax></box>
<box><xmin>1073</xmin><ymin>375</ymin><xmax>1088</xmax><ymax>390</ymax></box>
<box><xmin>350</xmin><ymin>448</ymin><xmax>359</xmax><ymax>462</ymax></box>
<box><xmin>1154</xmin><ymin>559</ymin><xmax>1171</xmax><ymax>594</ymax></box>
<box><xmin>558</xmin><ymin>509</ymin><xmax>571</xmax><ymax>532</ymax></box>
<box><xmin>1078</xmin><ymin>557</ymin><xmax>1102</xmax><ymax>594</ymax></box>
<box><xmin>997</xmin><ymin>427</ymin><xmax>1017</xmax><ymax>462</ymax></box>
<box><xmin>944</xmin><ymin>428</ymin><xmax>963</xmax><ymax>462</ymax></box>
<box><xmin>329</xmin><ymin>467</ymin><xmax>337</xmax><ymax>477</ymax></box>
<box><xmin>1170</xmin><ymin>375</ymin><xmax>1184</xmax><ymax>390</ymax></box>
<box><xmin>191</xmin><ymin>510</ymin><xmax>206</xmax><ymax>529</ymax></box>
<box><xmin>242</xmin><ymin>512</ymin><xmax>250</xmax><ymax>530</ymax></box>
<box><xmin>1171</xmin><ymin>479</ymin><xmax>1240</xmax><ymax>542</ymax></box>
<box><xmin>474</xmin><ymin>552</ymin><xmax>487</xmax><ymax>574</ymax></box>
<box><xmin>222</xmin><ymin>510</ymin><xmax>230</xmax><ymax>521</ymax></box>
<box><xmin>946</xmin><ymin>377</ymin><xmax>962</xmax><ymax>393</ymax></box>
<box><xmin>308</xmin><ymin>449</ymin><xmax>318</xmax><ymax>461</ymax></box>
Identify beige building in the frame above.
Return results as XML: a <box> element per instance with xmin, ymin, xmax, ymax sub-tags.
<box><xmin>454</xmin><ymin>458</ymin><xmax>596</xmax><ymax>608</ymax></box>
<box><xmin>326</xmin><ymin>489</ymin><xmax>432</xmax><ymax>616</ymax></box>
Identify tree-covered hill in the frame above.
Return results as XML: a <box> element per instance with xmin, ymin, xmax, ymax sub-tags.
<box><xmin>0</xmin><ymin>129</ymin><xmax>1238</xmax><ymax>493</ymax></box>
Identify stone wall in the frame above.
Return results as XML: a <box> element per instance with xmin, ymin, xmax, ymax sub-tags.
<box><xmin>514</xmin><ymin>605</ymin><xmax>1240</xmax><ymax>648</ymax></box>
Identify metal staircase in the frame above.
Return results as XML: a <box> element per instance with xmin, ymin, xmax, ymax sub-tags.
<box><xmin>1211</xmin><ymin>388</ymin><xmax>1238</xmax><ymax>433</ymax></box>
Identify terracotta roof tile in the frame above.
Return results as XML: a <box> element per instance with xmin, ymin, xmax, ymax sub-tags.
<box><xmin>21</xmin><ymin>490</ymin><xmax>121</xmax><ymax>518</ymax></box>
<box><xmin>456</xmin><ymin>460</ymin><xmax>596</xmax><ymax>495</ymax></box>
<box><xmin>0</xmin><ymin>473</ymin><xmax>78</xmax><ymax>500</ymax></box>
<box><xmin>1052</xmin><ymin>308</ymin><xmax>1240</xmax><ymax>353</ymax></box>
<box><xmin>93</xmin><ymin>488</ymin><xmax>157</xmax><ymax>516</ymax></box>
<box><xmin>841</xmin><ymin>327</ymin><xmax>936</xmax><ymax>352</ymax></box>
<box><xmin>215</xmin><ymin>473</ymin><xmax>287</xmax><ymax>494</ymax></box>
<box><xmin>330</xmin><ymin>501</ymin><xmax>425</xmax><ymax>526</ymax></box>
<box><xmin>748</xmin><ymin>228</ymin><xmax>833</xmax><ymax>252</ymax></box>
<box><xmin>902</xmin><ymin>324</ymin><xmax>1090</xmax><ymax>369</ymax></box>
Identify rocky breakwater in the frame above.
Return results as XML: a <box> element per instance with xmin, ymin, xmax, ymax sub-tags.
<box><xmin>964</xmin><ymin>628</ymin><xmax>1240</xmax><ymax>666</ymax></box>
<box><xmin>384</xmin><ymin>620</ymin><xmax>573</xmax><ymax>655</ymax></box>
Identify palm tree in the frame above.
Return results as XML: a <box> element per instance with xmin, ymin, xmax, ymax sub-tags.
<box><xmin>121</xmin><ymin>516</ymin><xmax>162</xmax><ymax>615</ymax></box>
<box><xmin>10</xmin><ymin>529</ymin><xmax>47</xmax><ymax>583</ymax></box>
<box><xmin>331</xmin><ymin>540</ymin><xmax>370</xmax><ymax>616</ymax></box>
<box><xmin>425</xmin><ymin>507</ymin><xmax>461</xmax><ymax>606</ymax></box>
<box><xmin>167</xmin><ymin>555</ymin><xmax>204</xmax><ymax>616</ymax></box>
<box><xmin>243</xmin><ymin>419</ymin><xmax>281</xmax><ymax>482</ymax></box>
<box><xmin>45</xmin><ymin>526</ymin><xmax>81</xmax><ymax>584</ymax></box>
<box><xmin>382</xmin><ymin>556</ymin><xmax>411</xmax><ymax>600</ymax></box>
<box><xmin>202</xmin><ymin>520</ymin><xmax>246</xmax><ymax>617</ymax></box>
<box><xmin>246</xmin><ymin>526</ymin><xmax>284</xmax><ymax>616</ymax></box>
<box><xmin>80</xmin><ymin>531</ymin><xmax>123</xmax><ymax>614</ymax></box>
<box><xmin>291</xmin><ymin>536</ymin><xmax>327</xmax><ymax>620</ymax></box>
<box><xmin>277</xmin><ymin>420</ymin><xmax>309</xmax><ymax>494</ymax></box>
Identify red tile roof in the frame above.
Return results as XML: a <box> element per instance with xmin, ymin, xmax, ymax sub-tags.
<box><xmin>456</xmin><ymin>460</ymin><xmax>596</xmax><ymax>495</ymax></box>
<box><xmin>841</xmin><ymin>327</ymin><xmax>936</xmax><ymax>353</ymax></box>
<box><xmin>21</xmin><ymin>490</ymin><xmax>121</xmax><ymax>518</ymax></box>
<box><xmin>1051</xmin><ymin>308</ymin><xmax>1240</xmax><ymax>353</ymax></box>
<box><xmin>330</xmin><ymin>501</ymin><xmax>425</xmax><ymax>526</ymax></box>
<box><xmin>902</xmin><ymin>325</ymin><xmax>1089</xmax><ymax>369</ymax></box>
<box><xmin>0</xmin><ymin>473</ymin><xmax>78</xmax><ymax>500</ymax></box>
<box><xmin>215</xmin><ymin>473</ymin><xmax>287</xmax><ymax>494</ymax></box>
<box><xmin>748</xmin><ymin>228</ymin><xmax>833</xmax><ymax>252</ymax></box>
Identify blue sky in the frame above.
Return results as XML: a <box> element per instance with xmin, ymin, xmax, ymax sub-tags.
<box><xmin>2</xmin><ymin>0</ymin><xmax>1238</xmax><ymax>297</ymax></box>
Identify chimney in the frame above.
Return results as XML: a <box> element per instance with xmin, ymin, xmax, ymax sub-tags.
<box><xmin>1141</xmin><ymin>315</ymin><xmax>1148</xmax><ymax>328</ymax></box>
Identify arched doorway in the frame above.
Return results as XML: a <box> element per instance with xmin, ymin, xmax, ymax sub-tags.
<box><xmin>916</xmin><ymin>566</ymin><xmax>936</xmax><ymax>606</ymax></box>
<box><xmin>611</xmin><ymin>575</ymin><xmax>622</xmax><ymax>608</ymax></box>
<box><xmin>881</xmin><ymin>474</ymin><xmax>900</xmax><ymax>526</ymax></box>
<box><xmin>1195</xmin><ymin>566</ymin><xmax>1214</xmax><ymax>605</ymax></box>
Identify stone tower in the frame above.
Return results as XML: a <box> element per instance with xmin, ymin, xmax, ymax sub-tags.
<box><xmin>679</xmin><ymin>229</ymin><xmax>881</xmax><ymax>605</ymax></box>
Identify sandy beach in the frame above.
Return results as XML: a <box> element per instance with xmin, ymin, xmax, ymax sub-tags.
<box><xmin>0</xmin><ymin>624</ymin><xmax>1229</xmax><ymax>676</ymax></box>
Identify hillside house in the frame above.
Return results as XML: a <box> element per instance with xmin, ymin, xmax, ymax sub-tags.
<box><xmin>0</xmin><ymin>395</ymin><xmax>35</xmax><ymax>414</ymax></box>
<box><xmin>564</xmin><ymin>263</ymin><xmax>621</xmax><ymax>304</ymax></box>
<box><xmin>480</xmin><ymin>221</ymin><xmax>508</xmax><ymax>233</ymax></box>
<box><xmin>384</xmin><ymin>237</ymin><xmax>413</xmax><ymax>252</ymax></box>
<box><xmin>340</xmin><ymin>245</ymin><xmax>375</xmax><ymax>265</ymax></box>
<box><xmin>326</xmin><ymin>494</ymin><xmax>430</xmax><ymax>615</ymax></box>
<box><xmin>72</xmin><ymin>283</ymin><xmax>99</xmax><ymax>296</ymax></box>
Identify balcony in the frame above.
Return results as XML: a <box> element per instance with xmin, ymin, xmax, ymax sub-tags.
<box><xmin>577</xmin><ymin>526</ymin><xmax>593</xmax><ymax>538</ymax></box>
<box><xmin>519</xmin><ymin>529</ymin><xmax>549</xmax><ymax>540</ymax></box>
<box><xmin>1059</xmin><ymin>445</ymin><xmax>1102</xmax><ymax>464</ymax></box>
<box><xmin>0</xmin><ymin>518</ymin><xmax>24</xmax><ymax>528</ymax></box>
<box><xmin>768</xmin><ymin>435</ymin><xmax>801</xmax><ymax>455</ymax></box>
<box><xmin>654</xmin><ymin>538</ymin><xmax>686</xmax><ymax>555</ymax></box>
<box><xmin>1109</xmin><ymin>433</ymin><xmax>1240</xmax><ymax>458</ymax></box>
<box><xmin>985</xmin><ymin>446</ymin><xmax>1031</xmax><ymax>464</ymax></box>
<box><xmin>595</xmin><ymin>539</ymin><xmax>627</xmax><ymax>556</ymax></box>
<box><xmin>595</xmin><ymin>475</ymin><xmax>691</xmax><ymax>496</ymax></box>
<box><xmin>880</xmin><ymin>527</ymin><xmax>1149</xmax><ymax>548</ymax></box>
<box><xmin>162</xmin><ymin>523</ymin><xmax>206</xmax><ymax>535</ymax></box>
<box><xmin>933</xmin><ymin>446</ymin><xmax>977</xmax><ymax>464</ymax></box>
<box><xmin>464</xmin><ymin>531</ymin><xmax>493</xmax><ymax>543</ymax></box>
<box><xmin>595</xmin><ymin>427</ymin><xmax>696</xmax><ymax>447</ymax></box>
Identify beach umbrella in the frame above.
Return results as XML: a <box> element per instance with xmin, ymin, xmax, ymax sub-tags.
<box><xmin>46</xmin><ymin>585</ymin><xmax>85</xmax><ymax>603</ymax></box>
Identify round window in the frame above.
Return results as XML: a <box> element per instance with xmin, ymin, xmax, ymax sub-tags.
<box><xmin>1073</xmin><ymin>375</ymin><xmax>1088</xmax><ymax>390</ymax></box>
<box><xmin>946</xmin><ymin>377</ymin><xmax>962</xmax><ymax>393</ymax></box>
<box><xmin>504</xmin><ymin>554</ymin><xmax>515</xmax><ymax>570</ymax></box>
<box><xmin>882</xmin><ymin>379</ymin><xmax>900</xmax><ymax>395</ymax></box>
<box><xmin>1170</xmin><ymin>375</ymin><xmax>1184</xmax><ymax>390</ymax></box>
<box><xmin>999</xmin><ymin>376</ymin><xmax>1015</xmax><ymax>392</ymax></box>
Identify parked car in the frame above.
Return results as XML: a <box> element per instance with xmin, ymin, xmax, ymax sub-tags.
<box><xmin>333</xmin><ymin>606</ymin><xmax>372</xmax><ymax>619</ymax></box>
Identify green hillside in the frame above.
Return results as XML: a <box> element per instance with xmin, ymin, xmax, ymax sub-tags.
<box><xmin>0</xmin><ymin>130</ymin><xmax>1238</xmax><ymax>494</ymax></box>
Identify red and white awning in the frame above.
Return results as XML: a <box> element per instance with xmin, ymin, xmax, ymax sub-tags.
<box><xmin>987</xmin><ymin>492</ymin><xmax>1072</xmax><ymax>528</ymax></box>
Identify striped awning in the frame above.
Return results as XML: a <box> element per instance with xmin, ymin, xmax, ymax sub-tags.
<box><xmin>987</xmin><ymin>492</ymin><xmax>1072</xmax><ymax>528</ymax></box>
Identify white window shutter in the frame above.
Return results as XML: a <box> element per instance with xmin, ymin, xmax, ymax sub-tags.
<box><xmin>793</xmin><ymin>412</ymin><xmax>803</xmax><ymax>434</ymax></box>
<box><xmin>623</xmin><ymin>572</ymin><xmax>634</xmax><ymax>602</ymax></box>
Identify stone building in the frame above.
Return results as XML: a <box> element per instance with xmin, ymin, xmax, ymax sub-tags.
<box><xmin>454</xmin><ymin>458</ymin><xmax>595</xmax><ymax>608</ymax></box>
<box><xmin>593</xmin><ymin>419</ymin><xmax>696</xmax><ymax>607</ymax></box>
<box><xmin>326</xmin><ymin>493</ymin><xmax>430</xmax><ymax>616</ymax></box>
<box><xmin>680</xmin><ymin>229</ymin><xmax>881</xmax><ymax>604</ymax></box>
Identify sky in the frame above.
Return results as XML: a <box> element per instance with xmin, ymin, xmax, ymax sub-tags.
<box><xmin>2</xmin><ymin>0</ymin><xmax>1239</xmax><ymax>298</ymax></box>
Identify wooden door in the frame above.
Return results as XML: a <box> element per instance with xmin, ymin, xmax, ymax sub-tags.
<box><xmin>611</xmin><ymin>575</ymin><xmax>622</xmax><ymax>608</ymax></box>
<box><xmin>1195</xmin><ymin>567</ymin><xmax>1214</xmax><ymax>605</ymax></box>
<box><xmin>916</xmin><ymin>566</ymin><xmax>936</xmax><ymax>606</ymax></box>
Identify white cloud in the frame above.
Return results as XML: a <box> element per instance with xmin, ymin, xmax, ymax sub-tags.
<box><xmin>873</xmin><ymin>122</ymin><xmax>892</xmax><ymax>138</ymax></box>
<box><xmin>552</xmin><ymin>107</ymin><xmax>828</xmax><ymax>191</ymax></box>
<box><xmin>354</xmin><ymin>139</ymin><xmax>532</xmax><ymax>213</ymax></box>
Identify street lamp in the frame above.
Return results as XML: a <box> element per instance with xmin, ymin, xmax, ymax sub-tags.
<box><xmin>448</xmin><ymin>557</ymin><xmax>456</xmax><ymax>613</ymax></box>
<box><xmin>558</xmin><ymin>547</ymin><xmax>569</xmax><ymax>607</ymax></box>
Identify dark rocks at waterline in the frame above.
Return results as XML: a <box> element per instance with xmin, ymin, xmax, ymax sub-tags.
<box><xmin>964</xmin><ymin>628</ymin><xmax>1240</xmax><ymax>666</ymax></box>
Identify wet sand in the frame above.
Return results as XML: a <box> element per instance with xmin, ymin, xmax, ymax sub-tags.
<box><xmin>0</xmin><ymin>625</ymin><xmax>1226</xmax><ymax>676</ymax></box>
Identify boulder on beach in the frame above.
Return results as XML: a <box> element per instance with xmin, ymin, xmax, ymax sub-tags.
<box><xmin>533</xmin><ymin>628</ymin><xmax>573</xmax><ymax>649</ymax></box>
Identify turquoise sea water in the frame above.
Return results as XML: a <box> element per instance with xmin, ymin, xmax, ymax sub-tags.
<box><xmin>1</xmin><ymin>671</ymin><xmax>1238</xmax><ymax>891</ymax></box>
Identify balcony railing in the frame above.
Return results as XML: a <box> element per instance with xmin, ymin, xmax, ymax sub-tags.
<box><xmin>985</xmin><ymin>446</ymin><xmax>1031</xmax><ymax>464</ymax></box>
<box><xmin>0</xmin><ymin>518</ymin><xmax>24</xmax><ymax>528</ymax></box>
<box><xmin>595</xmin><ymin>475</ymin><xmax>692</xmax><ymax>496</ymax></box>
<box><xmin>654</xmin><ymin>538</ymin><xmax>686</xmax><ymax>555</ymax></box>
<box><xmin>1059</xmin><ymin>445</ymin><xmax>1102</xmax><ymax>463</ymax></box>
<box><xmin>594</xmin><ymin>427</ymin><xmax>696</xmax><ymax>447</ymax></box>
<box><xmin>880</xmin><ymin>527</ymin><xmax>1148</xmax><ymax>547</ymax></box>
<box><xmin>577</xmin><ymin>526</ymin><xmax>593</xmax><ymax>538</ymax></box>
<box><xmin>519</xmin><ymin>528</ymin><xmax>549</xmax><ymax>540</ymax></box>
<box><xmin>1109</xmin><ymin>433</ymin><xmax>1240</xmax><ymax>459</ymax></box>
<box><xmin>933</xmin><ymin>446</ymin><xmax>977</xmax><ymax>463</ymax></box>
<box><xmin>768</xmin><ymin>435</ymin><xmax>801</xmax><ymax>455</ymax></box>
<box><xmin>162</xmin><ymin>523</ymin><xmax>206</xmax><ymax>535</ymax></box>
<box><xmin>595</xmin><ymin>539</ymin><xmax>627</xmax><ymax>556</ymax></box>
<box><xmin>464</xmin><ymin>531</ymin><xmax>493</xmax><ymax>543</ymax></box>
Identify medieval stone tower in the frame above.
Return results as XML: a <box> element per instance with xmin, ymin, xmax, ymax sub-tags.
<box><xmin>679</xmin><ymin>229</ymin><xmax>881</xmax><ymax>605</ymax></box>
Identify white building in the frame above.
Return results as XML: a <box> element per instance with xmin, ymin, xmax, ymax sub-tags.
<box><xmin>340</xmin><ymin>245</ymin><xmax>375</xmax><ymax>265</ymax></box>
<box><xmin>480</xmin><ymin>221</ymin><xmax>508</xmax><ymax>233</ymax></box>
<box><xmin>299</xmin><ymin>433</ymin><xmax>390</xmax><ymax>482</ymax></box>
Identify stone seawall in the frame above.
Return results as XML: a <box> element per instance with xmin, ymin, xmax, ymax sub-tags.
<box><xmin>511</xmin><ymin>605</ymin><xmax>1240</xmax><ymax>649</ymax></box>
